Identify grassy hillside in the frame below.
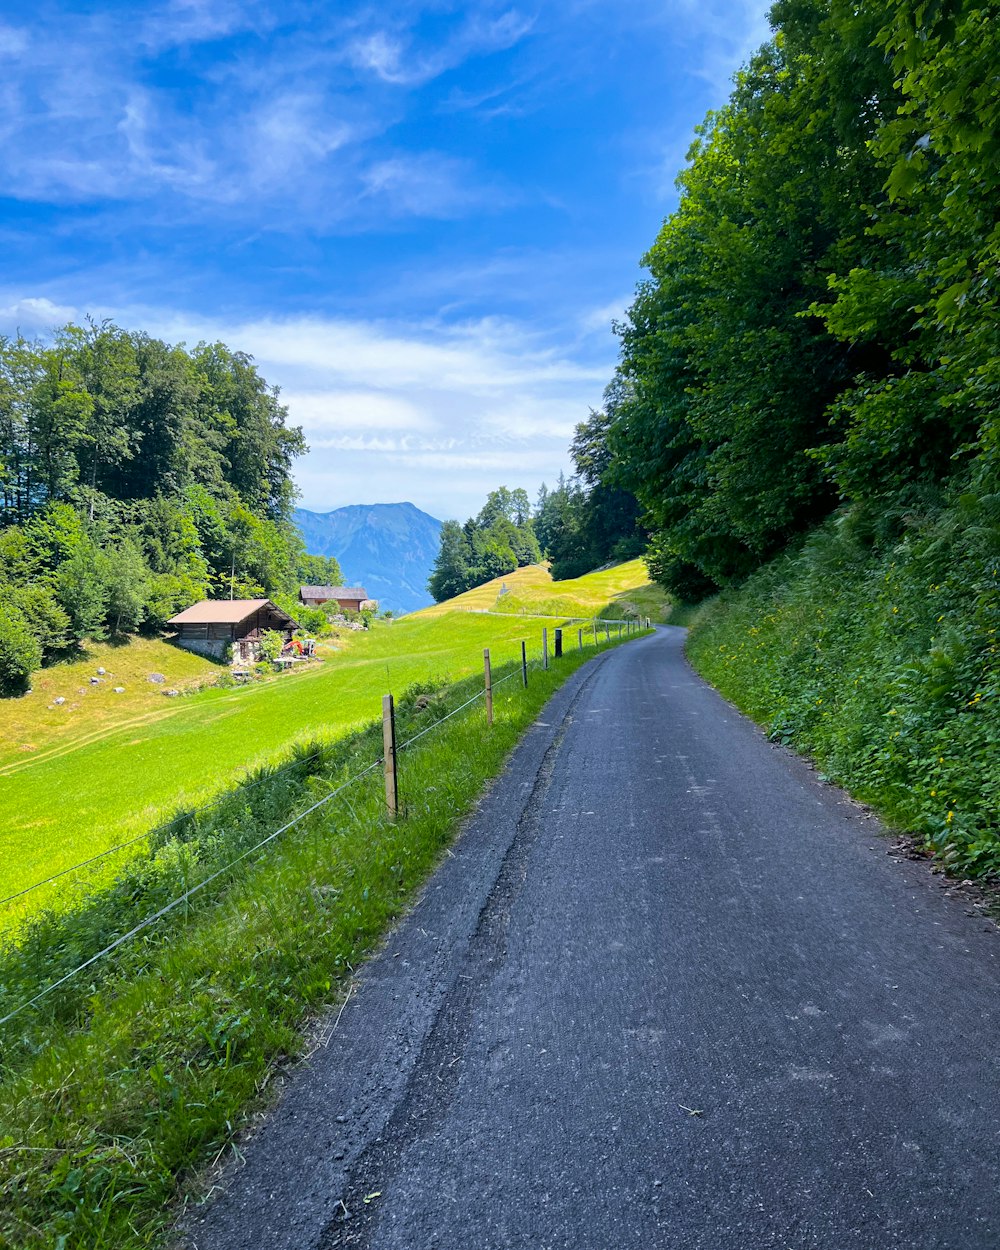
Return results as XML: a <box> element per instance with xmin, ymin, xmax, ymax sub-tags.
<box><xmin>687</xmin><ymin>509</ymin><xmax>1000</xmax><ymax>878</ymax></box>
<box><xmin>0</xmin><ymin>636</ymin><xmax>220</xmax><ymax>771</ymax></box>
<box><xmin>425</xmin><ymin>558</ymin><xmax>670</xmax><ymax>622</ymax></box>
<box><xmin>2</xmin><ymin>560</ymin><xmax>663</xmax><ymax>927</ymax></box>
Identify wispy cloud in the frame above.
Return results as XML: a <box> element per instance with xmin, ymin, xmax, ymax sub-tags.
<box><xmin>361</xmin><ymin>153</ymin><xmax>500</xmax><ymax>219</ymax></box>
<box><xmin>0</xmin><ymin>23</ymin><xmax>28</xmax><ymax>55</ymax></box>
<box><xmin>133</xmin><ymin>305</ymin><xmax>605</xmax><ymax>515</ymax></box>
<box><xmin>0</xmin><ymin>3</ymin><xmax>509</xmax><ymax>223</ymax></box>
<box><xmin>347</xmin><ymin>7</ymin><xmax>535</xmax><ymax>87</ymax></box>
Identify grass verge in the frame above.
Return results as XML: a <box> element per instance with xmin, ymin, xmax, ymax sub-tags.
<box><xmin>0</xmin><ymin>627</ymin><xmax>648</xmax><ymax>1249</ymax></box>
<box><xmin>686</xmin><ymin>510</ymin><xmax>1000</xmax><ymax>878</ymax></box>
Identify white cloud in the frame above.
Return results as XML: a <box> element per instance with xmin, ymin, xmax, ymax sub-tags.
<box><xmin>669</xmin><ymin>0</ymin><xmax>773</xmax><ymax>93</ymax></box>
<box><xmin>347</xmin><ymin>7</ymin><xmax>534</xmax><ymax>87</ymax></box>
<box><xmin>361</xmin><ymin>153</ymin><xmax>491</xmax><ymax>218</ymax></box>
<box><xmin>140</xmin><ymin>0</ymin><xmax>272</xmax><ymax>50</ymax></box>
<box><xmin>0</xmin><ymin>296</ymin><xmax>79</xmax><ymax>329</ymax></box>
<box><xmin>282</xmin><ymin>390</ymin><xmax>429</xmax><ymax>433</ymax></box>
<box><xmin>348</xmin><ymin>32</ymin><xmax>420</xmax><ymax>85</ymax></box>
<box><xmin>118</xmin><ymin>305</ymin><xmax>603</xmax><ymax>515</ymax></box>
<box><xmin>0</xmin><ymin>6</ymin><xmax>496</xmax><ymax>222</ymax></box>
<box><xmin>579</xmin><ymin>296</ymin><xmax>631</xmax><ymax>335</ymax></box>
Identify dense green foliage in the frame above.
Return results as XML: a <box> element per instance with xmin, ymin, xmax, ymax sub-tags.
<box><xmin>609</xmin><ymin>0</ymin><xmax>999</xmax><ymax>598</ymax></box>
<box><xmin>0</xmin><ymin>321</ymin><xmax>307</xmax><ymax>691</ymax></box>
<box><xmin>296</xmin><ymin>552</ymin><xmax>344</xmax><ymax>587</ymax></box>
<box><xmin>428</xmin><ymin>486</ymin><xmax>541</xmax><ymax>601</ymax></box>
<box><xmin>534</xmin><ymin>406</ymin><xmax>646</xmax><ymax>580</ymax></box>
<box><xmin>688</xmin><ymin>504</ymin><xmax>1000</xmax><ymax>878</ymax></box>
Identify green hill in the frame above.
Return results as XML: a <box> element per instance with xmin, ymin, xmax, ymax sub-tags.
<box><xmin>1</xmin><ymin>560</ymin><xmax>665</xmax><ymax>928</ymax></box>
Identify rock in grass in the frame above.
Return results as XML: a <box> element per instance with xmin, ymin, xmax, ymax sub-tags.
<box><xmin>90</xmin><ymin>676</ymin><xmax>100</xmax><ymax>685</ymax></box>
<box><xmin>53</xmin><ymin>696</ymin><xmax>66</xmax><ymax>706</ymax></box>
<box><xmin>148</xmin><ymin>673</ymin><xmax>166</xmax><ymax>684</ymax></box>
<box><xmin>97</xmin><ymin>667</ymin><xmax>106</xmax><ymax>675</ymax></box>
<box><xmin>164</xmin><ymin>689</ymin><xmax>180</xmax><ymax>697</ymax></box>
<box><xmin>113</xmin><ymin>686</ymin><xmax>125</xmax><ymax>693</ymax></box>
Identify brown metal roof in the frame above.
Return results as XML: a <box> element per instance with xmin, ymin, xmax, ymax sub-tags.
<box><xmin>167</xmin><ymin>599</ymin><xmax>294</xmax><ymax>626</ymax></box>
<box><xmin>300</xmin><ymin>585</ymin><xmax>368</xmax><ymax>599</ymax></box>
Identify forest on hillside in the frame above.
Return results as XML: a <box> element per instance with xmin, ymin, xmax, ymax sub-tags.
<box><xmin>605</xmin><ymin>0</ymin><xmax>998</xmax><ymax>598</ymax></box>
<box><xmin>0</xmin><ymin>321</ymin><xmax>337</xmax><ymax>692</ymax></box>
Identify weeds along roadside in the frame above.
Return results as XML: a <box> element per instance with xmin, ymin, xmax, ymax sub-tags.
<box><xmin>684</xmin><ymin>507</ymin><xmax>1000</xmax><ymax>879</ymax></box>
<box><xmin>0</xmin><ymin>627</ymin><xmax>647</xmax><ymax>1250</ymax></box>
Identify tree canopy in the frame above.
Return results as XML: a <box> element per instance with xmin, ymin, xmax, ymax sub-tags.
<box><xmin>0</xmin><ymin>319</ymin><xmax>309</xmax><ymax>691</ymax></box>
<box><xmin>428</xmin><ymin>487</ymin><xmax>541</xmax><ymax>602</ymax></box>
<box><xmin>607</xmin><ymin>0</ymin><xmax>999</xmax><ymax>598</ymax></box>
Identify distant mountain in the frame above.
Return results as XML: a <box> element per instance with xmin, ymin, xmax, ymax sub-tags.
<box><xmin>293</xmin><ymin>502</ymin><xmax>443</xmax><ymax>615</ymax></box>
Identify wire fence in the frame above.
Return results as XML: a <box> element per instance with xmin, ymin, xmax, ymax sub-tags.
<box><xmin>0</xmin><ymin>744</ymin><xmax>333</xmax><ymax>911</ymax></box>
<box><xmin>0</xmin><ymin>616</ymin><xmax>651</xmax><ymax>1032</ymax></box>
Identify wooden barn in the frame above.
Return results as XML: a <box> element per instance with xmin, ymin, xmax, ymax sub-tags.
<box><xmin>299</xmin><ymin>585</ymin><xmax>371</xmax><ymax>612</ymax></box>
<box><xmin>167</xmin><ymin>599</ymin><xmax>297</xmax><ymax>661</ymax></box>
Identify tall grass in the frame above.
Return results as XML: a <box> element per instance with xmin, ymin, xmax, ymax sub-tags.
<box><xmin>687</xmin><ymin>503</ymin><xmax>1000</xmax><ymax>877</ymax></box>
<box><xmin>0</xmin><ymin>629</ymin><xmax>648</xmax><ymax>1249</ymax></box>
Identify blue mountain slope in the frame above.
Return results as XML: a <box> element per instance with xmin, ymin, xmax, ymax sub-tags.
<box><xmin>293</xmin><ymin>502</ymin><xmax>443</xmax><ymax>615</ymax></box>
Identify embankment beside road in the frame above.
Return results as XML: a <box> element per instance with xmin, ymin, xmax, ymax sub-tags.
<box><xmin>687</xmin><ymin>505</ymin><xmax>1000</xmax><ymax>880</ymax></box>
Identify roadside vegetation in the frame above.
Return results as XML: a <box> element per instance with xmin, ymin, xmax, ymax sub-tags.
<box><xmin>687</xmin><ymin>505</ymin><xmax>1000</xmax><ymax>879</ymax></box>
<box><xmin>0</xmin><ymin>593</ymin><xmax>649</xmax><ymax>1249</ymax></box>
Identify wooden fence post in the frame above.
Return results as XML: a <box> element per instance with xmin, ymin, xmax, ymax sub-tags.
<box><xmin>543</xmin><ymin>628</ymin><xmax>549</xmax><ymax>669</ymax></box>
<box><xmin>382</xmin><ymin>693</ymin><xmax>398</xmax><ymax>818</ymax></box>
<box><xmin>605</xmin><ymin>622</ymin><xmax>610</xmax><ymax>643</ymax></box>
<box><xmin>554</xmin><ymin>627</ymin><xmax>563</xmax><ymax>658</ymax></box>
<box><xmin>484</xmin><ymin>648</ymin><xmax>493</xmax><ymax>726</ymax></box>
<box><xmin>578</xmin><ymin>627</ymin><xmax>583</xmax><ymax>651</ymax></box>
<box><xmin>521</xmin><ymin>639</ymin><xmax>528</xmax><ymax>687</ymax></box>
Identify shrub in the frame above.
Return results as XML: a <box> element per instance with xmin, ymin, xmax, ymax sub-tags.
<box><xmin>9</xmin><ymin>585</ymin><xmax>71</xmax><ymax>654</ymax></box>
<box><xmin>0</xmin><ymin>601</ymin><xmax>43</xmax><ymax>693</ymax></box>
<box><xmin>258</xmin><ymin>630</ymin><xmax>284</xmax><ymax>662</ymax></box>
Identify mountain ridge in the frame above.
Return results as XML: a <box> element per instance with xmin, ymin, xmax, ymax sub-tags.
<box><xmin>293</xmin><ymin>501</ymin><xmax>443</xmax><ymax>615</ymax></box>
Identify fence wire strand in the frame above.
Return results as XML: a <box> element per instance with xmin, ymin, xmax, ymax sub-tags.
<box><xmin>0</xmin><ymin>760</ymin><xmax>384</xmax><ymax>1030</ymax></box>
<box><xmin>0</xmin><ymin>745</ymin><xmax>333</xmax><ymax>910</ymax></box>
<box><xmin>1</xmin><ymin>624</ymin><xmax>646</xmax><ymax>1028</ymax></box>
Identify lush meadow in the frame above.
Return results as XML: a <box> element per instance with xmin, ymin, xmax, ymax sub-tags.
<box><xmin>424</xmin><ymin>557</ymin><xmax>670</xmax><ymax>622</ymax></box>
<box><xmin>0</xmin><ymin>560</ymin><xmax>661</xmax><ymax>928</ymax></box>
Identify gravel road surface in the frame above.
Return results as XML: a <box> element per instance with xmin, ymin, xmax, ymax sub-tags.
<box><xmin>185</xmin><ymin>625</ymin><xmax>1000</xmax><ymax>1250</ymax></box>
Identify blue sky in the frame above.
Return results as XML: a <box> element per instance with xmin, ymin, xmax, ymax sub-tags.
<box><xmin>0</xmin><ymin>0</ymin><xmax>771</xmax><ymax>521</ymax></box>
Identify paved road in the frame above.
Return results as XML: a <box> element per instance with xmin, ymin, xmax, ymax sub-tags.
<box><xmin>186</xmin><ymin>626</ymin><xmax>1000</xmax><ymax>1250</ymax></box>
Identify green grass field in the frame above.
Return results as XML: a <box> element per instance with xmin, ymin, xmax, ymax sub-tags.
<box><xmin>1</xmin><ymin>560</ymin><xmax>667</xmax><ymax>926</ymax></box>
<box><xmin>422</xmin><ymin>556</ymin><xmax>669</xmax><ymax>621</ymax></box>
